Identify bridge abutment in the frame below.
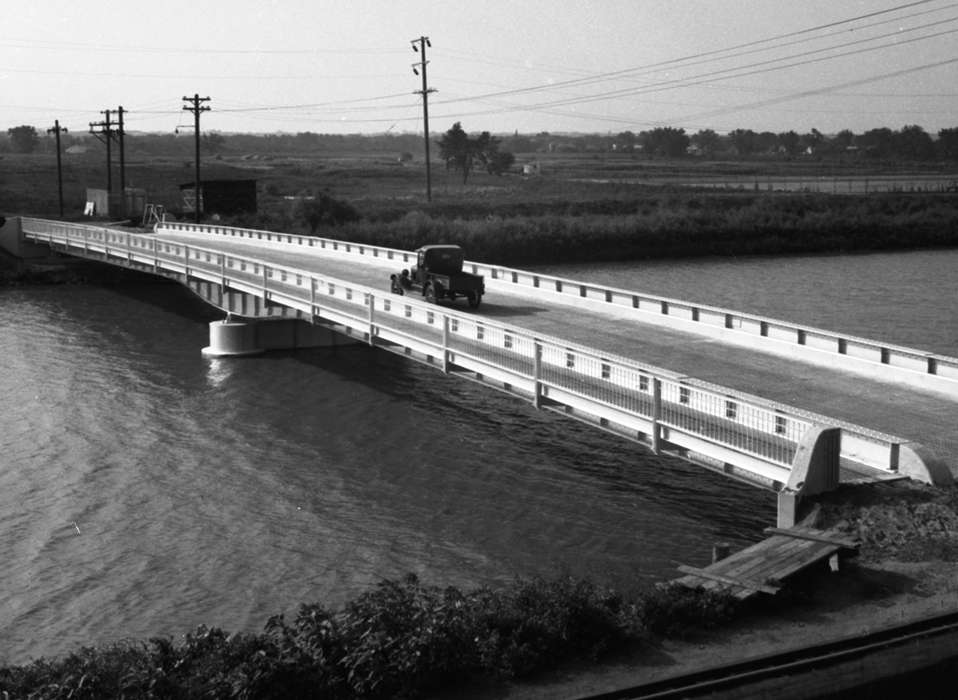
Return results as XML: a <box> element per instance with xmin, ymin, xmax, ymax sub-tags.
<box><xmin>778</xmin><ymin>426</ymin><xmax>842</xmax><ymax>528</ymax></box>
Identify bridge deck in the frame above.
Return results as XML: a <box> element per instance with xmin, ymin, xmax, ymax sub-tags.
<box><xmin>672</xmin><ymin>526</ymin><xmax>860</xmax><ymax>600</ymax></box>
<box><xmin>150</xmin><ymin>229</ymin><xmax>958</xmax><ymax>481</ymax></box>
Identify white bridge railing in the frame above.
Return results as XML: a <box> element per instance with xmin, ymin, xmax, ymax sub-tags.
<box><xmin>23</xmin><ymin>218</ymin><xmax>912</xmax><ymax>490</ymax></box>
<box><xmin>152</xmin><ymin>220</ymin><xmax>958</xmax><ymax>398</ymax></box>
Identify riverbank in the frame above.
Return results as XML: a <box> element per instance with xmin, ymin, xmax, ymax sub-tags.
<box><xmin>487</xmin><ymin>480</ymin><xmax>958</xmax><ymax>699</ymax></box>
<box><xmin>258</xmin><ymin>191</ymin><xmax>958</xmax><ymax>267</ymax></box>
<box><xmin>3</xmin><ymin>481</ymin><xmax>957</xmax><ymax>698</ymax></box>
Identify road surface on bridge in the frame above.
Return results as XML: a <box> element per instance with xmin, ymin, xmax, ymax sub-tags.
<box><xmin>156</xmin><ymin>231</ymin><xmax>958</xmax><ymax>472</ymax></box>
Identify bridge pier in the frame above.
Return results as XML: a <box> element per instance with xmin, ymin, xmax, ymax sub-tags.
<box><xmin>201</xmin><ymin>317</ymin><xmax>351</xmax><ymax>357</ymax></box>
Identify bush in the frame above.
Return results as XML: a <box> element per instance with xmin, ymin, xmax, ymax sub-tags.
<box><xmin>297</xmin><ymin>194</ymin><xmax>361</xmax><ymax>234</ymax></box>
<box><xmin>636</xmin><ymin>584</ymin><xmax>739</xmax><ymax>638</ymax></box>
<box><xmin>0</xmin><ymin>575</ymin><xmax>738</xmax><ymax>699</ymax></box>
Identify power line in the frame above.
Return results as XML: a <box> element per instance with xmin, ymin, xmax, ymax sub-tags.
<box><xmin>440</xmin><ymin>23</ymin><xmax>958</xmax><ymax>119</ymax></box>
<box><xmin>431</xmin><ymin>10</ymin><xmax>958</xmax><ymax>109</ymax></box>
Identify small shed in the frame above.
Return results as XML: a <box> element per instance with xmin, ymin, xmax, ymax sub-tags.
<box><xmin>179</xmin><ymin>179</ymin><xmax>257</xmax><ymax>215</ymax></box>
<box><xmin>84</xmin><ymin>187</ymin><xmax>147</xmax><ymax>218</ymax></box>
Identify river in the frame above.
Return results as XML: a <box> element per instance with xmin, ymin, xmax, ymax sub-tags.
<box><xmin>1</xmin><ymin>247</ymin><xmax>955</xmax><ymax>665</ymax></box>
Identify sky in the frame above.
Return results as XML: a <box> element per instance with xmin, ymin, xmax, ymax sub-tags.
<box><xmin>3</xmin><ymin>0</ymin><xmax>957</xmax><ymax>137</ymax></box>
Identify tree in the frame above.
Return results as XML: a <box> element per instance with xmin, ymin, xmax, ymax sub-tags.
<box><xmin>640</xmin><ymin>127</ymin><xmax>689</xmax><ymax>158</ymax></box>
<box><xmin>777</xmin><ymin>131</ymin><xmax>801</xmax><ymax>157</ymax></box>
<box><xmin>437</xmin><ymin>123</ymin><xmax>515</xmax><ymax>183</ymax></box>
<box><xmin>895</xmin><ymin>125</ymin><xmax>935</xmax><ymax>160</ymax></box>
<box><xmin>7</xmin><ymin>125</ymin><xmax>39</xmax><ymax>153</ymax></box>
<box><xmin>799</xmin><ymin>128</ymin><xmax>825</xmax><ymax>155</ymax></box>
<box><xmin>728</xmin><ymin>129</ymin><xmax>758</xmax><ymax>157</ymax></box>
<box><xmin>858</xmin><ymin>127</ymin><xmax>895</xmax><ymax>158</ymax></box>
<box><xmin>938</xmin><ymin>128</ymin><xmax>958</xmax><ymax>160</ymax></box>
<box><xmin>485</xmin><ymin>149</ymin><xmax>515</xmax><ymax>175</ymax></box>
<box><xmin>690</xmin><ymin>129</ymin><xmax>720</xmax><ymax>157</ymax></box>
<box><xmin>438</xmin><ymin>122</ymin><xmax>475</xmax><ymax>183</ymax></box>
<box><xmin>833</xmin><ymin>129</ymin><xmax>856</xmax><ymax>151</ymax></box>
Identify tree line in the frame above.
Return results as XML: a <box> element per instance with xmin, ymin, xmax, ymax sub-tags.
<box><xmin>4</xmin><ymin>121</ymin><xmax>958</xmax><ymax>164</ymax></box>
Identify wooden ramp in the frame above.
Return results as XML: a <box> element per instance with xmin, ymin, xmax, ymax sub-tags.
<box><xmin>672</xmin><ymin>526</ymin><xmax>860</xmax><ymax>600</ymax></box>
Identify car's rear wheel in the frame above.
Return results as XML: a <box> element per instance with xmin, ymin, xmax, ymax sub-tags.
<box><xmin>467</xmin><ymin>292</ymin><xmax>482</xmax><ymax>309</ymax></box>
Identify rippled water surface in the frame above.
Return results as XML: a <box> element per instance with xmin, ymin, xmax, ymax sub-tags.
<box><xmin>1</xmin><ymin>281</ymin><xmax>775</xmax><ymax>665</ymax></box>
<box><xmin>2</xmin><ymin>247</ymin><xmax>954</xmax><ymax>665</ymax></box>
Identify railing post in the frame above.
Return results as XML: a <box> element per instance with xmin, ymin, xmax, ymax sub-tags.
<box><xmin>652</xmin><ymin>377</ymin><xmax>662</xmax><ymax>454</ymax></box>
<box><xmin>441</xmin><ymin>314</ymin><xmax>450</xmax><ymax>373</ymax></box>
<box><xmin>262</xmin><ymin>264</ymin><xmax>268</xmax><ymax>303</ymax></box>
<box><xmin>219</xmin><ymin>254</ymin><xmax>226</xmax><ymax>289</ymax></box>
<box><xmin>367</xmin><ymin>292</ymin><xmax>376</xmax><ymax>348</ymax></box>
<box><xmin>126</xmin><ymin>232</ymin><xmax>132</xmax><ymax>265</ymax></box>
<box><xmin>183</xmin><ymin>244</ymin><xmax>190</xmax><ymax>278</ymax></box>
<box><xmin>310</xmin><ymin>277</ymin><xmax>316</xmax><ymax>315</ymax></box>
<box><xmin>533</xmin><ymin>340</ymin><xmax>543</xmax><ymax>408</ymax></box>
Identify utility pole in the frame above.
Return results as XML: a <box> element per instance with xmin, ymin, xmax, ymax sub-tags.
<box><xmin>182</xmin><ymin>94</ymin><xmax>210</xmax><ymax>222</ymax></box>
<box><xmin>411</xmin><ymin>36</ymin><xmax>436</xmax><ymax>202</ymax></box>
<box><xmin>89</xmin><ymin>110</ymin><xmax>115</xmax><ymax>195</ymax></box>
<box><xmin>47</xmin><ymin>120</ymin><xmax>68</xmax><ymax>218</ymax></box>
<box><xmin>116</xmin><ymin>106</ymin><xmax>126</xmax><ymax>194</ymax></box>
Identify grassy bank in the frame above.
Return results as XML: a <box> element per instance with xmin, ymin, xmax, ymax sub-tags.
<box><xmin>5</xmin><ymin>481</ymin><xmax>958</xmax><ymax>698</ymax></box>
<box><xmin>0</xmin><ymin>577</ymin><xmax>736</xmax><ymax>699</ymax></box>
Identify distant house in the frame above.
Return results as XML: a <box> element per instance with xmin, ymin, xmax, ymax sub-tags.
<box><xmin>65</xmin><ymin>145</ymin><xmax>87</xmax><ymax>155</ymax></box>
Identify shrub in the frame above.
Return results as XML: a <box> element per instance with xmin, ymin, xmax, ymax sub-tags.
<box><xmin>636</xmin><ymin>584</ymin><xmax>739</xmax><ymax>638</ymax></box>
<box><xmin>297</xmin><ymin>194</ymin><xmax>361</xmax><ymax>234</ymax></box>
<box><xmin>0</xmin><ymin>575</ymin><xmax>741</xmax><ymax>699</ymax></box>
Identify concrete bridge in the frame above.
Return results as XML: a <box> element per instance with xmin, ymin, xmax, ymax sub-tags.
<box><xmin>6</xmin><ymin>216</ymin><xmax>957</xmax><ymax>527</ymax></box>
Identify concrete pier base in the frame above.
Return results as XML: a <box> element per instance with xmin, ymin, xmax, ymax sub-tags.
<box><xmin>202</xmin><ymin>320</ymin><xmax>263</xmax><ymax>357</ymax></box>
<box><xmin>201</xmin><ymin>317</ymin><xmax>351</xmax><ymax>357</ymax></box>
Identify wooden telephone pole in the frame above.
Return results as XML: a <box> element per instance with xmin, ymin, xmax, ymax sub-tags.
<box><xmin>47</xmin><ymin>120</ymin><xmax>68</xmax><ymax>217</ymax></box>
<box><xmin>411</xmin><ymin>36</ymin><xmax>436</xmax><ymax>202</ymax></box>
<box><xmin>182</xmin><ymin>94</ymin><xmax>211</xmax><ymax>222</ymax></box>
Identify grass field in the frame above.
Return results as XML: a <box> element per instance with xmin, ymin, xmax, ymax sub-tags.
<box><xmin>3</xmin><ymin>148</ymin><xmax>957</xmax><ymax>266</ymax></box>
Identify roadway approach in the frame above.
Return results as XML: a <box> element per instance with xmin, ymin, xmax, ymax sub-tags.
<box><xmin>147</xmin><ymin>227</ymin><xmax>958</xmax><ymax>480</ymax></box>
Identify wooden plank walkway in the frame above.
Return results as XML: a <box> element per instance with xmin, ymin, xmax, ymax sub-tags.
<box><xmin>672</xmin><ymin>526</ymin><xmax>860</xmax><ymax>600</ymax></box>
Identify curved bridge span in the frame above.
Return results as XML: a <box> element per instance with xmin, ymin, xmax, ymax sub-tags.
<box><xmin>16</xmin><ymin>217</ymin><xmax>958</xmax><ymax>525</ymax></box>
